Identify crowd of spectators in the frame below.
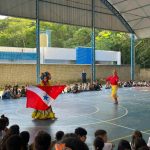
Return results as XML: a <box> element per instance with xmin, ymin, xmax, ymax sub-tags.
<box><xmin>64</xmin><ymin>80</ymin><xmax>103</xmax><ymax>93</ymax></box>
<box><xmin>122</xmin><ymin>80</ymin><xmax>150</xmax><ymax>88</ymax></box>
<box><xmin>0</xmin><ymin>85</ymin><xmax>26</xmax><ymax>100</ymax></box>
<box><xmin>63</xmin><ymin>80</ymin><xmax>150</xmax><ymax>93</ymax></box>
<box><xmin>1</xmin><ymin>80</ymin><xmax>150</xmax><ymax>100</ymax></box>
<box><xmin>0</xmin><ymin>115</ymin><xmax>150</xmax><ymax>150</ymax></box>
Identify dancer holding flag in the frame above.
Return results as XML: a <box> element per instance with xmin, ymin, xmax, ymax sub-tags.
<box><xmin>106</xmin><ymin>69</ymin><xmax>119</xmax><ymax>104</ymax></box>
<box><xmin>26</xmin><ymin>71</ymin><xmax>65</xmax><ymax>120</ymax></box>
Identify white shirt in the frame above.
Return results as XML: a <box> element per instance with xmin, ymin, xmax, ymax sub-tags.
<box><xmin>103</xmin><ymin>143</ymin><xmax>113</xmax><ymax>150</ymax></box>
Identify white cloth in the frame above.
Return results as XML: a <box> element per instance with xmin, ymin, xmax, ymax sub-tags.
<box><xmin>147</xmin><ymin>137</ymin><xmax>150</xmax><ymax>147</ymax></box>
<box><xmin>103</xmin><ymin>143</ymin><xmax>113</xmax><ymax>150</ymax></box>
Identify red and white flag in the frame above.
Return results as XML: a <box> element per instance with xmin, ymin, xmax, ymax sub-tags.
<box><xmin>26</xmin><ymin>85</ymin><xmax>66</xmax><ymax>110</ymax></box>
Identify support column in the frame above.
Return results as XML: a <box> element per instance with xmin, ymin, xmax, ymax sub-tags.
<box><xmin>36</xmin><ymin>0</ymin><xmax>40</xmax><ymax>84</ymax></box>
<box><xmin>91</xmin><ymin>0</ymin><xmax>96</xmax><ymax>83</ymax></box>
<box><xmin>130</xmin><ymin>33</ymin><xmax>135</xmax><ymax>80</ymax></box>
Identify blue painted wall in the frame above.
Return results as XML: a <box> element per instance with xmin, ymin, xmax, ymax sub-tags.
<box><xmin>0</xmin><ymin>52</ymin><xmax>36</xmax><ymax>60</ymax></box>
<box><xmin>76</xmin><ymin>47</ymin><xmax>92</xmax><ymax>64</ymax></box>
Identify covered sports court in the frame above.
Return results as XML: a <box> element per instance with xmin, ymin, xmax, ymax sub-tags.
<box><xmin>0</xmin><ymin>87</ymin><xmax>150</xmax><ymax>148</ymax></box>
<box><xmin>0</xmin><ymin>0</ymin><xmax>150</xmax><ymax>149</ymax></box>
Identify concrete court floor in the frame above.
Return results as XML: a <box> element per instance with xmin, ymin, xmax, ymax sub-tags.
<box><xmin>0</xmin><ymin>87</ymin><xmax>150</xmax><ymax>149</ymax></box>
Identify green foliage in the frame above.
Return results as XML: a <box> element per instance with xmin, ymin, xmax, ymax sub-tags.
<box><xmin>0</xmin><ymin>17</ymin><xmax>150</xmax><ymax>67</ymax></box>
<box><xmin>135</xmin><ymin>39</ymin><xmax>150</xmax><ymax>68</ymax></box>
<box><xmin>0</xmin><ymin>18</ymin><xmax>36</xmax><ymax>47</ymax></box>
<box><xmin>65</xmin><ymin>28</ymin><xmax>91</xmax><ymax>47</ymax></box>
<box><xmin>95</xmin><ymin>31</ymin><xmax>131</xmax><ymax>64</ymax></box>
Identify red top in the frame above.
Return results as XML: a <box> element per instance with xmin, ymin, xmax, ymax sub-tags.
<box><xmin>106</xmin><ymin>75</ymin><xmax>119</xmax><ymax>85</ymax></box>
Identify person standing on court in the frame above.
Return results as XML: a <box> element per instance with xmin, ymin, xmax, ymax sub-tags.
<box><xmin>106</xmin><ymin>69</ymin><xmax>119</xmax><ymax>104</ymax></box>
<box><xmin>81</xmin><ymin>70</ymin><xmax>87</xmax><ymax>91</ymax></box>
<box><xmin>82</xmin><ymin>69</ymin><xmax>87</xmax><ymax>83</ymax></box>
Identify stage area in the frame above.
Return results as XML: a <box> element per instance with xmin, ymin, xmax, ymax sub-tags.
<box><xmin>0</xmin><ymin>87</ymin><xmax>150</xmax><ymax>149</ymax></box>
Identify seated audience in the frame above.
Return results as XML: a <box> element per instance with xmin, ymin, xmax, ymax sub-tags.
<box><xmin>11</xmin><ymin>86</ymin><xmax>21</xmax><ymax>99</ymax></box>
<box><xmin>105</xmin><ymin>82</ymin><xmax>111</xmax><ymax>89</ymax></box>
<box><xmin>75</xmin><ymin>127</ymin><xmax>87</xmax><ymax>143</ymax></box>
<box><xmin>72</xmin><ymin>84</ymin><xmax>79</xmax><ymax>93</ymax></box>
<box><xmin>147</xmin><ymin>137</ymin><xmax>150</xmax><ymax>148</ymax></box>
<box><xmin>0</xmin><ymin>118</ymin><xmax>6</xmax><ymax>142</ymax></box>
<box><xmin>95</xmin><ymin>129</ymin><xmax>113</xmax><ymax>150</ymax></box>
<box><xmin>34</xmin><ymin>131</ymin><xmax>51</xmax><ymax>150</ymax></box>
<box><xmin>51</xmin><ymin>131</ymin><xmax>64</xmax><ymax>150</ymax></box>
<box><xmin>1</xmin><ymin>124</ymin><xmax>20</xmax><ymax>150</ymax></box>
<box><xmin>94</xmin><ymin>136</ymin><xmax>104</xmax><ymax>150</ymax></box>
<box><xmin>2</xmin><ymin>86</ymin><xmax>11</xmax><ymax>100</ymax></box>
<box><xmin>134</xmin><ymin>138</ymin><xmax>149</xmax><ymax>150</ymax></box>
<box><xmin>20</xmin><ymin>86</ymin><xmax>26</xmax><ymax>97</ymax></box>
<box><xmin>1</xmin><ymin>115</ymin><xmax>9</xmax><ymax>137</ymax></box>
<box><xmin>6</xmin><ymin>135</ymin><xmax>22</xmax><ymax>150</ymax></box>
<box><xmin>93</xmin><ymin>80</ymin><xmax>102</xmax><ymax>91</ymax></box>
<box><xmin>61</xmin><ymin>137</ymin><xmax>89</xmax><ymax>150</ymax></box>
<box><xmin>131</xmin><ymin>130</ymin><xmax>143</xmax><ymax>150</ymax></box>
<box><xmin>89</xmin><ymin>83</ymin><xmax>95</xmax><ymax>91</ymax></box>
<box><xmin>20</xmin><ymin>131</ymin><xmax>30</xmax><ymax>150</ymax></box>
<box><xmin>138</xmin><ymin>146</ymin><xmax>150</xmax><ymax>150</ymax></box>
<box><xmin>55</xmin><ymin>133</ymin><xmax>77</xmax><ymax>150</ymax></box>
<box><xmin>117</xmin><ymin>139</ymin><xmax>131</xmax><ymax>150</ymax></box>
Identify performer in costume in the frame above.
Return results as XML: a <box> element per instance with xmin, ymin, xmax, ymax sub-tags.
<box><xmin>106</xmin><ymin>69</ymin><xmax>119</xmax><ymax>104</ymax></box>
<box><xmin>32</xmin><ymin>71</ymin><xmax>56</xmax><ymax>120</ymax></box>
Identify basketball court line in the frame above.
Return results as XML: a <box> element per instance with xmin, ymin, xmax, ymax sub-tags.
<box><xmin>1</xmin><ymin>88</ymin><xmax>150</xmax><ymax>147</ymax></box>
<box><xmin>19</xmin><ymin>103</ymin><xmax>128</xmax><ymax>128</ymax></box>
<box><xmin>111</xmin><ymin>129</ymin><xmax>150</xmax><ymax>142</ymax></box>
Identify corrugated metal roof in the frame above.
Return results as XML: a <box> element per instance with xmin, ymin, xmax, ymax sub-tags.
<box><xmin>0</xmin><ymin>0</ymin><xmax>150</xmax><ymax>38</ymax></box>
<box><xmin>108</xmin><ymin>0</ymin><xmax>150</xmax><ymax>38</ymax></box>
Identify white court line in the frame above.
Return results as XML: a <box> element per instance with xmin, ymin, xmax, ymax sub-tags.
<box><xmin>53</xmin><ymin>105</ymin><xmax>100</xmax><ymax>118</ymax></box>
<box><xmin>103</xmin><ymin>105</ymin><xmax>128</xmax><ymax>122</ymax></box>
<box><xmin>9</xmin><ymin>90</ymin><xmax>150</xmax><ymax>130</ymax></box>
<box><xmin>68</xmin><ymin>106</ymin><xmax>100</xmax><ymax>118</ymax></box>
<box><xmin>20</xmin><ymin>104</ymin><xmax>150</xmax><ymax>137</ymax></box>
<box><xmin>14</xmin><ymin>97</ymin><xmax>126</xmax><ymax>121</ymax></box>
<box><xmin>111</xmin><ymin>129</ymin><xmax>150</xmax><ymax>142</ymax></box>
<box><xmin>111</xmin><ymin>134</ymin><xmax>132</xmax><ymax>142</ymax></box>
<box><xmin>74</xmin><ymin>113</ymin><xmax>150</xmax><ymax>136</ymax></box>
<box><xmin>55</xmin><ymin>105</ymin><xmax>128</xmax><ymax>127</ymax></box>
<box><xmin>21</xmin><ymin>104</ymin><xmax>128</xmax><ymax>128</ymax></box>
<box><xmin>60</xmin><ymin>97</ymin><xmax>129</xmax><ymax>121</ymax></box>
<box><xmin>120</xmin><ymin>96</ymin><xmax>150</xmax><ymax>106</ymax></box>
<box><xmin>97</xmin><ymin>121</ymin><xmax>150</xmax><ymax>135</ymax></box>
<box><xmin>6</xmin><ymin>90</ymin><xmax>150</xmax><ymax>145</ymax></box>
<box><xmin>121</xmin><ymin>101</ymin><xmax>150</xmax><ymax>106</ymax></box>
<box><xmin>21</xmin><ymin>101</ymin><xmax>100</xmax><ymax>118</ymax></box>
